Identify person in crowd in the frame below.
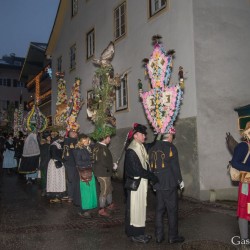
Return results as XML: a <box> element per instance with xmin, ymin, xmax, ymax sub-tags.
<box><xmin>231</xmin><ymin>122</ymin><xmax>250</xmax><ymax>242</ymax></box>
<box><xmin>14</xmin><ymin>131</ymin><xmax>25</xmax><ymax>170</ymax></box>
<box><xmin>62</xmin><ymin>130</ymin><xmax>79</xmax><ymax>204</ymax></box>
<box><xmin>124</xmin><ymin>123</ymin><xmax>158</xmax><ymax>244</ymax></box>
<box><xmin>0</xmin><ymin>133</ymin><xmax>6</xmax><ymax>176</ymax></box>
<box><xmin>93</xmin><ymin>134</ymin><xmax>117</xmax><ymax>217</ymax></box>
<box><xmin>3</xmin><ymin>133</ymin><xmax>17</xmax><ymax>174</ymax></box>
<box><xmin>39</xmin><ymin>131</ymin><xmax>51</xmax><ymax>196</ymax></box>
<box><xmin>46</xmin><ymin>131</ymin><xmax>66</xmax><ymax>203</ymax></box>
<box><xmin>19</xmin><ymin>132</ymin><xmax>40</xmax><ymax>184</ymax></box>
<box><xmin>148</xmin><ymin>128</ymin><xmax>185</xmax><ymax>244</ymax></box>
<box><xmin>73</xmin><ymin>134</ymin><xmax>97</xmax><ymax>218</ymax></box>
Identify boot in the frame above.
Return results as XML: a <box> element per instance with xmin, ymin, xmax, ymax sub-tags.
<box><xmin>98</xmin><ymin>208</ymin><xmax>110</xmax><ymax>217</ymax></box>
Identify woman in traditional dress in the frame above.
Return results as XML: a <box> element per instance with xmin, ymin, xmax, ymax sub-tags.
<box><xmin>46</xmin><ymin>132</ymin><xmax>66</xmax><ymax>203</ymax></box>
<box><xmin>19</xmin><ymin>132</ymin><xmax>40</xmax><ymax>183</ymax></box>
<box><xmin>231</xmin><ymin>122</ymin><xmax>250</xmax><ymax>241</ymax></box>
<box><xmin>3</xmin><ymin>133</ymin><xmax>17</xmax><ymax>174</ymax></box>
<box><xmin>73</xmin><ymin>134</ymin><xmax>97</xmax><ymax>218</ymax></box>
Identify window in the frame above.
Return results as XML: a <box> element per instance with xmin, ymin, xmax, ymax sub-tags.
<box><xmin>0</xmin><ymin>100</ymin><xmax>8</xmax><ymax>110</ymax></box>
<box><xmin>13</xmin><ymin>80</ymin><xmax>24</xmax><ymax>87</ymax></box>
<box><xmin>149</xmin><ymin>0</ymin><xmax>167</xmax><ymax>17</ymax></box>
<box><xmin>72</xmin><ymin>0</ymin><xmax>78</xmax><ymax>17</ymax></box>
<box><xmin>57</xmin><ymin>56</ymin><xmax>62</xmax><ymax>72</ymax></box>
<box><xmin>114</xmin><ymin>2</ymin><xmax>126</xmax><ymax>40</ymax></box>
<box><xmin>70</xmin><ymin>44</ymin><xmax>76</xmax><ymax>70</ymax></box>
<box><xmin>116</xmin><ymin>75</ymin><xmax>128</xmax><ymax>111</ymax></box>
<box><xmin>0</xmin><ymin>78</ymin><xmax>11</xmax><ymax>87</ymax></box>
<box><xmin>86</xmin><ymin>29</ymin><xmax>95</xmax><ymax>59</ymax></box>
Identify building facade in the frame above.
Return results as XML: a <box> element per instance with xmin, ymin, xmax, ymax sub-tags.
<box><xmin>46</xmin><ymin>0</ymin><xmax>250</xmax><ymax>200</ymax></box>
<box><xmin>0</xmin><ymin>54</ymin><xmax>30</xmax><ymax>130</ymax></box>
<box><xmin>20</xmin><ymin>42</ymin><xmax>52</xmax><ymax>126</ymax></box>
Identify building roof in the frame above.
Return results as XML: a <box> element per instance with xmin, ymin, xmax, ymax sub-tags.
<box><xmin>0</xmin><ymin>54</ymin><xmax>25</xmax><ymax>70</ymax></box>
<box><xmin>19</xmin><ymin>42</ymin><xmax>50</xmax><ymax>83</ymax></box>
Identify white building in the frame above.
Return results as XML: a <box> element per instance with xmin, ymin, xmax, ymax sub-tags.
<box><xmin>46</xmin><ymin>0</ymin><xmax>250</xmax><ymax>200</ymax></box>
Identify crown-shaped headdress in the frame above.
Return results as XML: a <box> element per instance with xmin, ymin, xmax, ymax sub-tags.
<box><xmin>139</xmin><ymin>35</ymin><xmax>184</xmax><ymax>134</ymax></box>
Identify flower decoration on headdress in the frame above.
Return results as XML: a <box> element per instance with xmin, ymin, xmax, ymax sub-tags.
<box><xmin>89</xmin><ymin>41</ymin><xmax>120</xmax><ymax>141</ymax></box>
<box><xmin>139</xmin><ymin>35</ymin><xmax>185</xmax><ymax>134</ymax></box>
<box><xmin>65</xmin><ymin>78</ymin><xmax>84</xmax><ymax>134</ymax></box>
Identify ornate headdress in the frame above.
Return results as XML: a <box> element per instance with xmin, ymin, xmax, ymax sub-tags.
<box><xmin>139</xmin><ymin>35</ymin><xmax>184</xmax><ymax>134</ymax></box>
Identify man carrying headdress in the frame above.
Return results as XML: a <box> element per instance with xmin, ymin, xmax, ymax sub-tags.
<box><xmin>148</xmin><ymin>127</ymin><xmax>184</xmax><ymax>244</ymax></box>
<box><xmin>124</xmin><ymin>123</ymin><xmax>158</xmax><ymax>244</ymax></box>
<box><xmin>231</xmin><ymin>122</ymin><xmax>250</xmax><ymax>242</ymax></box>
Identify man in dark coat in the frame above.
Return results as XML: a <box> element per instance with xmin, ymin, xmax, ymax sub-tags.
<box><xmin>124</xmin><ymin>123</ymin><xmax>158</xmax><ymax>244</ymax></box>
<box><xmin>93</xmin><ymin>135</ymin><xmax>116</xmax><ymax>217</ymax></box>
<box><xmin>62</xmin><ymin>130</ymin><xmax>79</xmax><ymax>204</ymax></box>
<box><xmin>148</xmin><ymin>130</ymin><xmax>184</xmax><ymax>244</ymax></box>
<box><xmin>14</xmin><ymin>131</ymin><xmax>24</xmax><ymax>170</ymax></box>
<box><xmin>39</xmin><ymin>131</ymin><xmax>51</xmax><ymax>196</ymax></box>
<box><xmin>0</xmin><ymin>133</ymin><xmax>6</xmax><ymax>176</ymax></box>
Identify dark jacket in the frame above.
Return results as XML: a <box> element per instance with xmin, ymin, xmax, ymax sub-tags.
<box><xmin>73</xmin><ymin>147</ymin><xmax>92</xmax><ymax>169</ymax></box>
<box><xmin>14</xmin><ymin>138</ymin><xmax>24</xmax><ymax>159</ymax></box>
<box><xmin>149</xmin><ymin>140</ymin><xmax>182</xmax><ymax>190</ymax></box>
<box><xmin>50</xmin><ymin>141</ymin><xmax>63</xmax><ymax>162</ymax></box>
<box><xmin>124</xmin><ymin>148</ymin><xmax>158</xmax><ymax>183</ymax></box>
<box><xmin>92</xmin><ymin>142</ymin><xmax>113</xmax><ymax>177</ymax></box>
<box><xmin>231</xmin><ymin>141</ymin><xmax>250</xmax><ymax>171</ymax></box>
<box><xmin>62</xmin><ymin>137</ymin><xmax>77</xmax><ymax>165</ymax></box>
<box><xmin>39</xmin><ymin>143</ymin><xmax>50</xmax><ymax>170</ymax></box>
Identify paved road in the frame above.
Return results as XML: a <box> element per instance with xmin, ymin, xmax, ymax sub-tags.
<box><xmin>0</xmin><ymin>172</ymin><xmax>241</xmax><ymax>250</ymax></box>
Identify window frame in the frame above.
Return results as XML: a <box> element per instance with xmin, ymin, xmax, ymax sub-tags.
<box><xmin>69</xmin><ymin>44</ymin><xmax>76</xmax><ymax>71</ymax></box>
<box><xmin>149</xmin><ymin>0</ymin><xmax>168</xmax><ymax>17</ymax></box>
<box><xmin>86</xmin><ymin>28</ymin><xmax>95</xmax><ymax>60</ymax></box>
<box><xmin>114</xmin><ymin>1</ymin><xmax>127</xmax><ymax>41</ymax></box>
<box><xmin>115</xmin><ymin>74</ymin><xmax>128</xmax><ymax>112</ymax></box>
<box><xmin>72</xmin><ymin>0</ymin><xmax>78</xmax><ymax>17</ymax></box>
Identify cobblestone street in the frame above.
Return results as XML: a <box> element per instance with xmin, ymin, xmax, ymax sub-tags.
<box><xmin>0</xmin><ymin>173</ymin><xmax>241</xmax><ymax>250</ymax></box>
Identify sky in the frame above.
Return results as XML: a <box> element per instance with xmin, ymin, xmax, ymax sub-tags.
<box><xmin>0</xmin><ymin>0</ymin><xmax>60</xmax><ymax>58</ymax></box>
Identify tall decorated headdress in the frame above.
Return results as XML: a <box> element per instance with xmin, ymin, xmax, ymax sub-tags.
<box><xmin>88</xmin><ymin>41</ymin><xmax>121</xmax><ymax>141</ymax></box>
<box><xmin>65</xmin><ymin>77</ymin><xmax>84</xmax><ymax>134</ymax></box>
<box><xmin>139</xmin><ymin>35</ymin><xmax>184</xmax><ymax>134</ymax></box>
<box><xmin>22</xmin><ymin>104</ymin><xmax>47</xmax><ymax>133</ymax></box>
<box><xmin>54</xmin><ymin>72</ymin><xmax>68</xmax><ymax>127</ymax></box>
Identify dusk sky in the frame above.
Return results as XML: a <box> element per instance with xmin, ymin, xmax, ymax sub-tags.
<box><xmin>0</xmin><ymin>0</ymin><xmax>60</xmax><ymax>58</ymax></box>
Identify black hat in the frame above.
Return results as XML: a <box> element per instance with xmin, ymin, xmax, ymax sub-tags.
<box><xmin>128</xmin><ymin>123</ymin><xmax>147</xmax><ymax>140</ymax></box>
<box><xmin>42</xmin><ymin>131</ymin><xmax>51</xmax><ymax>139</ymax></box>
<box><xmin>133</xmin><ymin>123</ymin><xmax>147</xmax><ymax>135</ymax></box>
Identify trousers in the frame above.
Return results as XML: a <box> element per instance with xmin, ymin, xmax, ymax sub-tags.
<box><xmin>155</xmin><ymin>188</ymin><xmax>178</xmax><ymax>240</ymax></box>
